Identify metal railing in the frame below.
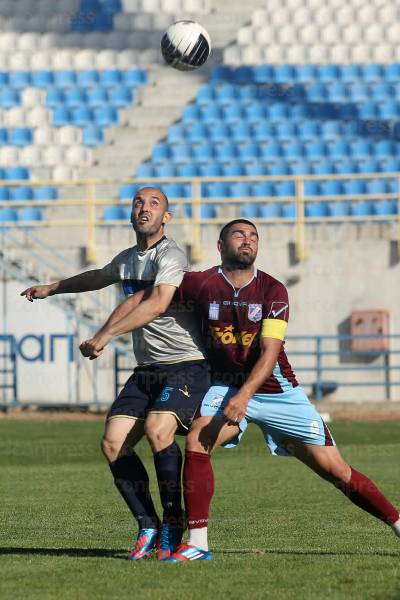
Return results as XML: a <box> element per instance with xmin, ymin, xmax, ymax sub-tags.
<box><xmin>0</xmin><ymin>171</ymin><xmax>399</xmax><ymax>263</ymax></box>
<box><xmin>0</xmin><ymin>335</ymin><xmax>17</xmax><ymax>406</ymax></box>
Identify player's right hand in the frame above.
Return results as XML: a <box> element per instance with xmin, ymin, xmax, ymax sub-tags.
<box><xmin>20</xmin><ymin>284</ymin><xmax>54</xmax><ymax>302</ymax></box>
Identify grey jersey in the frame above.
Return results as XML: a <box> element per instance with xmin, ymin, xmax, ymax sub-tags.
<box><xmin>100</xmin><ymin>237</ymin><xmax>206</xmax><ymax>366</ymax></box>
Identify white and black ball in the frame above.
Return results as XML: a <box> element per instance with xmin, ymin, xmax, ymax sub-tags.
<box><xmin>161</xmin><ymin>20</ymin><xmax>211</xmax><ymax>71</ymax></box>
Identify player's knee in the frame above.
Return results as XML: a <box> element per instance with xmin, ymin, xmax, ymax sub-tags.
<box><xmin>145</xmin><ymin>419</ymin><xmax>174</xmax><ymax>450</ymax></box>
<box><xmin>322</xmin><ymin>459</ymin><xmax>351</xmax><ymax>484</ymax></box>
<box><xmin>101</xmin><ymin>436</ymin><xmax>121</xmax><ymax>463</ymax></box>
<box><xmin>185</xmin><ymin>427</ymin><xmax>204</xmax><ymax>452</ymax></box>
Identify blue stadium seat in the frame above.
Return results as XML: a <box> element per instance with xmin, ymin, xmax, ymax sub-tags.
<box><xmin>379</xmin><ymin>101</ymin><xmax>399</xmax><ymax>120</ymax></box>
<box><xmin>171</xmin><ymin>143</ymin><xmax>192</xmax><ymax>161</ymax></box>
<box><xmin>199</xmin><ymin>163</ymin><xmax>221</xmax><ymax>177</ymax></box>
<box><xmin>269</xmin><ymin>162</ymin><xmax>290</xmax><ymax>176</ymax></box>
<box><xmin>103</xmin><ymin>206</ymin><xmax>126</xmax><ymax>221</ymax></box>
<box><xmin>237</xmin><ymin>143</ymin><xmax>259</xmax><ymax>159</ymax></box>
<box><xmin>312</xmin><ymin>159</ymin><xmax>334</xmax><ymax>175</ymax></box>
<box><xmin>240</xmin><ymin>203</ymin><xmax>260</xmax><ymax>218</ymax></box>
<box><xmin>334</xmin><ymin>160</ymin><xmax>358</xmax><ymax>174</ymax></box>
<box><xmin>349</xmin><ymin>82</ymin><xmax>369</xmax><ymax>102</ymax></box>
<box><xmin>259</xmin><ymin>202</ymin><xmax>282</xmax><ymax>218</ymax></box>
<box><xmin>94</xmin><ymin>106</ymin><xmax>118</xmax><ymax>126</ymax></box>
<box><xmin>253</xmin><ymin>65</ymin><xmax>273</xmax><ymax>83</ymax></box>
<box><xmin>121</xmin><ymin>205</ymin><xmax>132</xmax><ymax>220</ymax></box>
<box><xmin>304</xmin><ymin>181</ymin><xmax>320</xmax><ymax>196</ymax></box>
<box><xmin>327</xmin><ymin>83</ymin><xmax>348</xmax><ymax>102</ymax></box>
<box><xmin>162</xmin><ymin>183</ymin><xmax>184</xmax><ymax>198</ymax></box>
<box><xmin>230</xmin><ymin>182</ymin><xmax>252</xmax><ymax>197</ymax></box>
<box><xmin>124</xmin><ymin>69</ymin><xmax>147</xmax><ymax>87</ymax></box>
<box><xmin>319</xmin><ymin>64</ymin><xmax>341</xmax><ymax>82</ymax></box>
<box><xmin>10</xmin><ymin>186</ymin><xmax>33</xmax><ymax>201</ymax></box>
<box><xmin>374</xmin><ymin>140</ymin><xmax>396</xmax><ymax>157</ymax></box>
<box><xmin>305</xmin><ymin>201</ymin><xmax>329</xmax><ymax>217</ymax></box>
<box><xmin>53</xmin><ymin>106</ymin><xmax>71</xmax><ymax>126</ymax></box>
<box><xmin>269</xmin><ymin>103</ymin><xmax>289</xmax><ymax>120</ymax></box>
<box><xmin>167</xmin><ymin>123</ymin><xmax>185</xmax><ymax>142</ymax></box>
<box><xmin>328</xmin><ymin>201</ymin><xmax>351</xmax><ymax>217</ymax></box>
<box><xmin>72</xmin><ymin>106</ymin><xmax>94</xmax><ymax>126</ymax></box>
<box><xmin>245</xmin><ymin>104</ymin><xmax>267</xmax><ymax>123</ymax></box>
<box><xmin>186</xmin><ymin>122</ymin><xmax>207</xmax><ymax>142</ymax></box>
<box><xmin>372</xmin><ymin>82</ymin><xmax>394</xmax><ymax>101</ymax></box>
<box><xmin>366</xmin><ymin>179</ymin><xmax>388</xmax><ymax>194</ymax></box>
<box><xmin>239</xmin><ymin>85</ymin><xmax>258</xmax><ymax>101</ymax></box>
<box><xmin>82</xmin><ymin>125</ymin><xmax>104</xmax><ymax>146</ymax></box>
<box><xmin>201</xmin><ymin>105</ymin><xmax>223</xmax><ymax>123</ymax></box>
<box><xmin>230</xmin><ymin>121</ymin><xmax>252</xmax><ymax>142</ymax></box>
<box><xmin>0</xmin><ymin>72</ymin><xmax>8</xmax><ymax>86</ymax></box>
<box><xmin>282</xmin><ymin>203</ymin><xmax>296</xmax><ymax>218</ymax></box>
<box><xmin>200</xmin><ymin>204</ymin><xmax>217</xmax><ymax>218</ymax></box>
<box><xmin>297</xmin><ymin>120</ymin><xmax>319</xmax><ymax>140</ymax></box>
<box><xmin>152</xmin><ymin>143</ymin><xmax>170</xmax><ymax>161</ymax></box>
<box><xmin>8</xmin><ymin>127</ymin><xmax>33</xmax><ymax>147</ymax></box>
<box><xmin>344</xmin><ymin>180</ymin><xmax>366</xmax><ymax>195</ymax></box>
<box><xmin>320</xmin><ymin>121</ymin><xmax>342</xmax><ymax>140</ymax></box>
<box><xmin>275</xmin><ymin>122</ymin><xmax>297</xmax><ymax>141</ymax></box>
<box><xmin>252</xmin><ymin>121</ymin><xmax>274</xmax><ymax>140</ymax></box>
<box><xmin>182</xmin><ymin>104</ymin><xmax>201</xmax><ymax>121</ymax></box>
<box><xmin>295</xmin><ymin>64</ymin><xmax>318</xmax><ymax>83</ymax></box>
<box><xmin>289</xmin><ymin>160</ymin><xmax>309</xmax><ymax>175</ymax></box>
<box><xmin>0</xmin><ymin>128</ymin><xmax>8</xmax><ymax>145</ymax></box>
<box><xmin>9</xmin><ymin>72</ymin><xmax>31</xmax><ymax>89</ymax></box>
<box><xmin>54</xmin><ymin>71</ymin><xmax>77</xmax><ymax>87</ymax></box>
<box><xmin>321</xmin><ymin>180</ymin><xmax>343</xmax><ymax>196</ymax></box>
<box><xmin>289</xmin><ymin>104</ymin><xmax>310</xmax><ymax>119</ymax></box>
<box><xmin>197</xmin><ymin>85</ymin><xmax>214</xmax><ymax>104</ymax></box>
<box><xmin>384</xmin><ymin>64</ymin><xmax>400</xmax><ymax>82</ymax></box>
<box><xmin>307</xmin><ymin>83</ymin><xmax>327</xmax><ymax>101</ymax></box>
<box><xmin>358</xmin><ymin>102</ymin><xmax>379</xmax><ymax>119</ymax></box>
<box><xmin>252</xmin><ymin>181</ymin><xmax>274</xmax><ymax>197</ymax></box>
<box><xmin>4</xmin><ymin>167</ymin><xmax>29</xmax><ymax>180</ymax></box>
<box><xmin>109</xmin><ymin>86</ymin><xmax>133</xmax><ymax>107</ymax></box>
<box><xmin>207</xmin><ymin>182</ymin><xmax>230</xmax><ymax>197</ymax></box>
<box><xmin>137</xmin><ymin>163</ymin><xmax>155</xmax><ymax>177</ymax></box>
<box><xmin>176</xmin><ymin>163</ymin><xmax>198</xmax><ymax>177</ymax></box>
<box><xmin>212</xmin><ymin>65</ymin><xmax>233</xmax><ymax>81</ymax></box>
<box><xmin>306</xmin><ymin>142</ymin><xmax>327</xmax><ymax>159</ymax></box>
<box><xmin>232</xmin><ymin>66</ymin><xmax>254</xmax><ymax>84</ymax></box>
<box><xmin>34</xmin><ymin>186</ymin><xmax>58</xmax><ymax>201</ymax></box>
<box><xmin>119</xmin><ymin>183</ymin><xmax>137</xmax><ymax>200</ymax></box>
<box><xmin>260</xmin><ymin>142</ymin><xmax>281</xmax><ymax>159</ymax></box>
<box><xmin>245</xmin><ymin>162</ymin><xmax>266</xmax><ymax>176</ymax></box>
<box><xmin>340</xmin><ymin>64</ymin><xmax>362</xmax><ymax>83</ymax></box>
<box><xmin>19</xmin><ymin>207</ymin><xmax>43</xmax><ymax>222</ymax></box>
<box><xmin>351</xmin><ymin>200</ymin><xmax>374</xmax><ymax>216</ymax></box>
<box><xmin>64</xmin><ymin>87</ymin><xmax>87</xmax><ymax>107</ymax></box>
<box><xmin>87</xmin><ymin>86</ymin><xmax>108</xmax><ymax>107</ymax></box>
<box><xmin>0</xmin><ymin>207</ymin><xmax>17</xmax><ymax>223</ymax></box>
<box><xmin>215</xmin><ymin>142</ymin><xmax>236</xmax><ymax>160</ymax></box>
<box><xmin>0</xmin><ymin>88</ymin><xmax>20</xmax><ymax>109</ymax></box>
<box><xmin>0</xmin><ymin>187</ymin><xmax>10</xmax><ymax>200</ymax></box>
<box><xmin>351</xmin><ymin>140</ymin><xmax>373</xmax><ymax>158</ymax></box>
<box><xmin>221</xmin><ymin>162</ymin><xmax>244</xmax><ymax>176</ymax></box>
<box><xmin>357</xmin><ymin>159</ymin><xmax>379</xmax><ymax>173</ymax></box>
<box><xmin>275</xmin><ymin>181</ymin><xmax>295</xmax><ymax>196</ymax></box>
<box><xmin>77</xmin><ymin>70</ymin><xmax>99</xmax><ymax>87</ymax></box>
<box><xmin>193</xmin><ymin>143</ymin><xmax>214</xmax><ymax>161</ymax></box>
<box><xmin>388</xmin><ymin>179</ymin><xmax>399</xmax><ymax>193</ymax></box>
<box><xmin>362</xmin><ymin>64</ymin><xmax>383</xmax><ymax>83</ymax></box>
<box><xmin>209</xmin><ymin>123</ymin><xmax>230</xmax><ymax>142</ymax></box>
<box><xmin>46</xmin><ymin>88</ymin><xmax>65</xmax><ymax>108</ymax></box>
<box><xmin>32</xmin><ymin>71</ymin><xmax>54</xmax><ymax>87</ymax></box>
<box><xmin>284</xmin><ymin>142</ymin><xmax>304</xmax><ymax>159</ymax></box>
<box><xmin>153</xmin><ymin>163</ymin><xmax>176</xmax><ymax>178</ymax></box>
<box><xmin>274</xmin><ymin>64</ymin><xmax>296</xmax><ymax>83</ymax></box>
<box><xmin>329</xmin><ymin>141</ymin><xmax>349</xmax><ymax>159</ymax></box>
<box><xmin>379</xmin><ymin>157</ymin><xmax>400</xmax><ymax>172</ymax></box>
<box><xmin>374</xmin><ymin>199</ymin><xmax>398</xmax><ymax>215</ymax></box>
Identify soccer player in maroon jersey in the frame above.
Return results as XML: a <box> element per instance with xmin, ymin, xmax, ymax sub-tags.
<box><xmin>163</xmin><ymin>219</ymin><xmax>400</xmax><ymax>561</ymax></box>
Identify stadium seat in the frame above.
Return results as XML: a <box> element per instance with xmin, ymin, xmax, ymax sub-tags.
<box><xmin>10</xmin><ymin>186</ymin><xmax>33</xmax><ymax>201</ymax></box>
<box><xmin>53</xmin><ymin>107</ymin><xmax>71</xmax><ymax>127</ymax></box>
<box><xmin>199</xmin><ymin>163</ymin><xmax>221</xmax><ymax>177</ymax></box>
<box><xmin>328</xmin><ymin>201</ymin><xmax>351</xmax><ymax>217</ymax></box>
<box><xmin>0</xmin><ymin>207</ymin><xmax>18</xmax><ymax>223</ymax></box>
<box><xmin>230</xmin><ymin>182</ymin><xmax>252</xmax><ymax>197</ymax></box>
<box><xmin>200</xmin><ymin>204</ymin><xmax>217</xmax><ymax>218</ymax></box>
<box><xmin>94</xmin><ymin>106</ymin><xmax>118</xmax><ymax>126</ymax></box>
<box><xmin>351</xmin><ymin>200</ymin><xmax>374</xmax><ymax>216</ymax></box>
<box><xmin>9</xmin><ymin>128</ymin><xmax>33</xmax><ymax>147</ymax></box>
<box><xmin>137</xmin><ymin>163</ymin><xmax>154</xmax><ymax>178</ymax></box>
<box><xmin>305</xmin><ymin>201</ymin><xmax>329</xmax><ymax>217</ymax></box>
<box><xmin>54</xmin><ymin>71</ymin><xmax>77</xmax><ymax>88</ymax></box>
<box><xmin>259</xmin><ymin>202</ymin><xmax>282</xmax><ymax>218</ymax></box>
<box><xmin>4</xmin><ymin>167</ymin><xmax>29</xmax><ymax>180</ymax></box>
<box><xmin>103</xmin><ymin>206</ymin><xmax>126</xmax><ymax>221</ymax></box>
<box><xmin>33</xmin><ymin>186</ymin><xmax>58</xmax><ymax>201</ymax></box>
<box><xmin>100</xmin><ymin>69</ymin><xmax>123</xmax><ymax>87</ymax></box>
<box><xmin>72</xmin><ymin>107</ymin><xmax>94</xmax><ymax>127</ymax></box>
<box><xmin>19</xmin><ymin>207</ymin><xmax>43</xmax><ymax>222</ymax></box>
<box><xmin>82</xmin><ymin>126</ymin><xmax>104</xmax><ymax>146</ymax></box>
<box><xmin>109</xmin><ymin>86</ymin><xmax>133</xmax><ymax>107</ymax></box>
<box><xmin>282</xmin><ymin>203</ymin><xmax>296</xmax><ymax>218</ymax></box>
<box><xmin>240</xmin><ymin>203</ymin><xmax>260</xmax><ymax>218</ymax></box>
<box><xmin>0</xmin><ymin>88</ymin><xmax>20</xmax><ymax>109</ymax></box>
<box><xmin>119</xmin><ymin>184</ymin><xmax>137</xmax><ymax>200</ymax></box>
<box><xmin>0</xmin><ymin>187</ymin><xmax>9</xmax><ymax>201</ymax></box>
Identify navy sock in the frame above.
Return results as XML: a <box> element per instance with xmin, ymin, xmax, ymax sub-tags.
<box><xmin>153</xmin><ymin>442</ymin><xmax>183</xmax><ymax>526</ymax></box>
<box><xmin>109</xmin><ymin>452</ymin><xmax>159</xmax><ymax>529</ymax></box>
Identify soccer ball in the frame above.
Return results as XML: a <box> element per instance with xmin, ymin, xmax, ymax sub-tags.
<box><xmin>161</xmin><ymin>20</ymin><xmax>211</xmax><ymax>71</ymax></box>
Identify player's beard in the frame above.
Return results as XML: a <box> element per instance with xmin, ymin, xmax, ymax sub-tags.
<box><xmin>224</xmin><ymin>246</ymin><xmax>256</xmax><ymax>269</ymax></box>
<box><xmin>132</xmin><ymin>213</ymin><xmax>164</xmax><ymax>236</ymax></box>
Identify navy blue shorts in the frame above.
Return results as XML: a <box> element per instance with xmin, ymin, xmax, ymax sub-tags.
<box><xmin>108</xmin><ymin>359</ymin><xmax>210</xmax><ymax>432</ymax></box>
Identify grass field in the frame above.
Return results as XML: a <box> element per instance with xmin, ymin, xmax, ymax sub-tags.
<box><xmin>1</xmin><ymin>419</ymin><xmax>399</xmax><ymax>600</ymax></box>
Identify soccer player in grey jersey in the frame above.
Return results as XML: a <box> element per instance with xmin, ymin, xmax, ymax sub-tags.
<box><xmin>21</xmin><ymin>187</ymin><xmax>210</xmax><ymax>561</ymax></box>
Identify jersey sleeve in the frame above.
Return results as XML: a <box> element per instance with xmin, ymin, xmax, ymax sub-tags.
<box><xmin>154</xmin><ymin>245</ymin><xmax>188</xmax><ymax>288</ymax></box>
<box><xmin>261</xmin><ymin>281</ymin><xmax>289</xmax><ymax>341</ymax></box>
<box><xmin>98</xmin><ymin>249</ymin><xmax>128</xmax><ymax>284</ymax></box>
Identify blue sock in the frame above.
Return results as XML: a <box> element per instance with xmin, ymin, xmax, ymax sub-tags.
<box><xmin>153</xmin><ymin>442</ymin><xmax>183</xmax><ymax>526</ymax></box>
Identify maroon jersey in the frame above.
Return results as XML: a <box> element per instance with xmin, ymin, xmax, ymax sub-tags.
<box><xmin>177</xmin><ymin>266</ymin><xmax>298</xmax><ymax>394</ymax></box>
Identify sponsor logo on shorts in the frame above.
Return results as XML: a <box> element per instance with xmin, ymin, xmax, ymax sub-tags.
<box><xmin>310</xmin><ymin>420</ymin><xmax>320</xmax><ymax>437</ymax></box>
<box><xmin>210</xmin><ymin>325</ymin><xmax>257</xmax><ymax>347</ymax></box>
<box><xmin>210</xmin><ymin>394</ymin><xmax>224</xmax><ymax>408</ymax></box>
<box><xmin>209</xmin><ymin>302</ymin><xmax>219</xmax><ymax>320</ymax></box>
<box><xmin>179</xmin><ymin>385</ymin><xmax>191</xmax><ymax>398</ymax></box>
<box><xmin>248</xmin><ymin>303</ymin><xmax>262</xmax><ymax>322</ymax></box>
<box><xmin>268</xmin><ymin>302</ymin><xmax>288</xmax><ymax>320</ymax></box>
<box><xmin>160</xmin><ymin>386</ymin><xmax>174</xmax><ymax>402</ymax></box>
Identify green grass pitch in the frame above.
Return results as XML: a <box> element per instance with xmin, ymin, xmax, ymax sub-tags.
<box><xmin>0</xmin><ymin>419</ymin><xmax>399</xmax><ymax>600</ymax></box>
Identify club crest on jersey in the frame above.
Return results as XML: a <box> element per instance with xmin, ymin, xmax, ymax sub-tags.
<box><xmin>248</xmin><ymin>304</ymin><xmax>262</xmax><ymax>323</ymax></box>
<box><xmin>210</xmin><ymin>394</ymin><xmax>224</xmax><ymax>408</ymax></box>
<box><xmin>209</xmin><ymin>302</ymin><xmax>220</xmax><ymax>320</ymax></box>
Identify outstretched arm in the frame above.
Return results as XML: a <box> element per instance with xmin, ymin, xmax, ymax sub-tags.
<box><xmin>20</xmin><ymin>270</ymin><xmax>113</xmax><ymax>302</ymax></box>
<box><xmin>80</xmin><ymin>284</ymin><xmax>176</xmax><ymax>359</ymax></box>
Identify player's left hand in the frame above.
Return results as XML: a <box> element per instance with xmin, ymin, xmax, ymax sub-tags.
<box><xmin>223</xmin><ymin>393</ymin><xmax>249</xmax><ymax>424</ymax></box>
<box><xmin>79</xmin><ymin>330</ymin><xmax>112</xmax><ymax>360</ymax></box>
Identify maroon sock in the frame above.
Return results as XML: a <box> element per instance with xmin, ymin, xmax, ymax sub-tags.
<box><xmin>339</xmin><ymin>466</ymin><xmax>399</xmax><ymax>525</ymax></box>
<box><xmin>184</xmin><ymin>451</ymin><xmax>215</xmax><ymax>529</ymax></box>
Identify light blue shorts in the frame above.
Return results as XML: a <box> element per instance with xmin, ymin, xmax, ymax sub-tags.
<box><xmin>200</xmin><ymin>384</ymin><xmax>335</xmax><ymax>456</ymax></box>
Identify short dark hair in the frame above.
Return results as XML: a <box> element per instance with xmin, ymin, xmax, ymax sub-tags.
<box><xmin>219</xmin><ymin>219</ymin><xmax>258</xmax><ymax>241</ymax></box>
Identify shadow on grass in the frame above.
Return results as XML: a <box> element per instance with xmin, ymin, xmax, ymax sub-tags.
<box><xmin>216</xmin><ymin>548</ymin><xmax>400</xmax><ymax>558</ymax></box>
<box><xmin>0</xmin><ymin>547</ymin><xmax>127</xmax><ymax>558</ymax></box>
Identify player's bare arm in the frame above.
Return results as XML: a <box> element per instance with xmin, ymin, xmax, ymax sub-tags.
<box><xmin>79</xmin><ymin>289</ymin><xmax>146</xmax><ymax>359</ymax></box>
<box><xmin>80</xmin><ymin>284</ymin><xmax>176</xmax><ymax>358</ymax></box>
<box><xmin>20</xmin><ymin>269</ymin><xmax>113</xmax><ymax>302</ymax></box>
<box><xmin>223</xmin><ymin>337</ymin><xmax>283</xmax><ymax>423</ymax></box>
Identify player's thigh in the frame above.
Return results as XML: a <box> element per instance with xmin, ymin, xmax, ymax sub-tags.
<box><xmin>187</xmin><ymin>416</ymin><xmax>240</xmax><ymax>454</ymax></box>
<box><xmin>144</xmin><ymin>411</ymin><xmax>179</xmax><ymax>452</ymax></box>
<box><xmin>282</xmin><ymin>438</ymin><xmax>351</xmax><ymax>483</ymax></box>
<box><xmin>102</xmin><ymin>416</ymin><xmax>145</xmax><ymax>459</ymax></box>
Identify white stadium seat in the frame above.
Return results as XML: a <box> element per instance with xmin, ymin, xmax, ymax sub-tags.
<box><xmin>256</xmin><ymin>26</ymin><xmax>277</xmax><ymax>45</ymax></box>
<box><xmin>65</xmin><ymin>146</ymin><xmax>91</xmax><ymax>167</ymax></box>
<box><xmin>251</xmin><ymin>10</ymin><xmax>269</xmax><ymax>27</ymax></box>
<box><xmin>223</xmin><ymin>45</ymin><xmax>243</xmax><ymax>65</ymax></box>
<box><xmin>57</xmin><ymin>127</ymin><xmax>82</xmax><ymax>147</ymax></box>
<box><xmin>34</xmin><ymin>128</ymin><xmax>55</xmax><ymax>146</ymax></box>
<box><xmin>52</xmin><ymin>165</ymin><xmax>74</xmax><ymax>181</ymax></box>
<box><xmin>4</xmin><ymin>107</ymin><xmax>26</xmax><ymax>127</ymax></box>
<box><xmin>0</xmin><ymin>147</ymin><xmax>19</xmax><ymax>167</ymax></box>
<box><xmin>0</xmin><ymin>32</ymin><xmax>18</xmax><ymax>51</ymax></box>
<box><xmin>81</xmin><ymin>32</ymin><xmax>104</xmax><ymax>49</ymax></box>
<box><xmin>373</xmin><ymin>44</ymin><xmax>395</xmax><ymax>63</ymax></box>
<box><xmin>141</xmin><ymin>0</ymin><xmax>161</xmax><ymax>10</ymax></box>
<box><xmin>52</xmin><ymin>50</ymin><xmax>75</xmax><ymax>70</ymax></box>
<box><xmin>343</xmin><ymin>24</ymin><xmax>363</xmax><ymax>44</ymax></box>
<box><xmin>278</xmin><ymin>24</ymin><xmax>298</xmax><ymax>45</ymax></box>
<box><xmin>299</xmin><ymin>24</ymin><xmax>320</xmax><ymax>45</ymax></box>
<box><xmin>241</xmin><ymin>46</ymin><xmax>264</xmax><ymax>64</ymax></box>
<box><xmin>38</xmin><ymin>33</ymin><xmax>59</xmax><ymax>50</ymax></box>
<box><xmin>358</xmin><ymin>6</ymin><xmax>377</xmax><ymax>24</ymax></box>
<box><xmin>25</xmin><ymin>107</ymin><xmax>50</xmax><ymax>128</ymax></box>
<box><xmin>8</xmin><ymin>52</ymin><xmax>31</xmax><ymax>72</ymax></box>
<box><xmin>42</xmin><ymin>146</ymin><xmax>65</xmax><ymax>168</ymax></box>
<box><xmin>307</xmin><ymin>44</ymin><xmax>329</xmax><ymax>62</ymax></box>
<box><xmin>21</xmin><ymin>89</ymin><xmax>44</xmax><ymax>108</ymax></box>
<box><xmin>350</xmin><ymin>44</ymin><xmax>373</xmax><ymax>62</ymax></box>
<box><xmin>20</xmin><ymin>146</ymin><xmax>43</xmax><ymax>167</ymax></box>
<box><xmin>334</xmin><ymin>6</ymin><xmax>356</xmax><ymax>26</ymax></box>
<box><xmin>117</xmin><ymin>49</ymin><xmax>140</xmax><ymax>69</ymax></box>
<box><xmin>286</xmin><ymin>44</ymin><xmax>308</xmax><ymax>64</ymax></box>
<box><xmin>271</xmin><ymin>8</ymin><xmax>292</xmax><ymax>27</ymax></box>
<box><xmin>18</xmin><ymin>33</ymin><xmax>41</xmax><ymax>52</ymax></box>
<box><xmin>74</xmin><ymin>50</ymin><xmax>97</xmax><ymax>70</ymax></box>
<box><xmin>314</xmin><ymin>7</ymin><xmax>335</xmax><ymax>26</ymax></box>
<box><xmin>329</xmin><ymin>44</ymin><xmax>351</xmax><ymax>63</ymax></box>
<box><xmin>237</xmin><ymin>27</ymin><xmax>254</xmax><ymax>46</ymax></box>
<box><xmin>321</xmin><ymin>24</ymin><xmax>341</xmax><ymax>45</ymax></box>
<box><xmin>292</xmin><ymin>7</ymin><xmax>313</xmax><ymax>26</ymax></box>
<box><xmin>378</xmin><ymin>5</ymin><xmax>399</xmax><ymax>25</ymax></box>
<box><xmin>263</xmin><ymin>44</ymin><xmax>286</xmax><ymax>63</ymax></box>
<box><xmin>113</xmin><ymin>13</ymin><xmax>133</xmax><ymax>32</ymax></box>
<box><xmin>387</xmin><ymin>23</ymin><xmax>400</xmax><ymax>44</ymax></box>
<box><xmin>95</xmin><ymin>50</ymin><xmax>119</xmax><ymax>70</ymax></box>
<box><xmin>160</xmin><ymin>0</ymin><xmax>181</xmax><ymax>12</ymax></box>
<box><xmin>364</xmin><ymin>23</ymin><xmax>385</xmax><ymax>44</ymax></box>
<box><xmin>122</xmin><ymin>0</ymin><xmax>141</xmax><ymax>10</ymax></box>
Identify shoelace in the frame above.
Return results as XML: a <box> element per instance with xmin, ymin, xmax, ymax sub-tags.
<box><xmin>158</xmin><ymin>526</ymin><xmax>171</xmax><ymax>549</ymax></box>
